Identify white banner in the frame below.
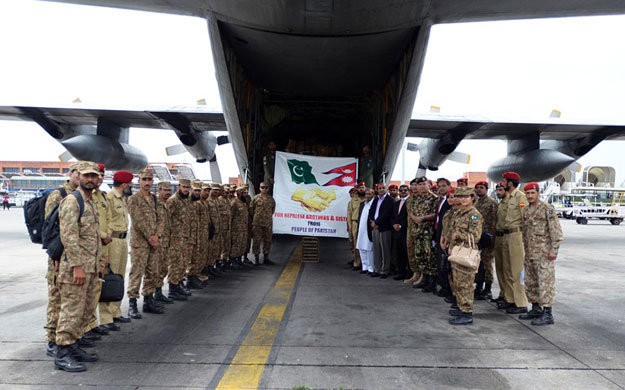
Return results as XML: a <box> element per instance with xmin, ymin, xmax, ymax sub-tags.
<box><xmin>272</xmin><ymin>152</ymin><xmax>357</xmax><ymax>238</ymax></box>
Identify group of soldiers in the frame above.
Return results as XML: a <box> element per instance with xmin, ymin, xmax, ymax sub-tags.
<box><xmin>44</xmin><ymin>161</ymin><xmax>276</xmax><ymax>372</ymax></box>
<box><xmin>347</xmin><ymin>171</ymin><xmax>563</xmax><ymax>326</ymax></box>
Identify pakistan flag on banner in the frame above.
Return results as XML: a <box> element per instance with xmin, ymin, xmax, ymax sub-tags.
<box><xmin>287</xmin><ymin>159</ymin><xmax>319</xmax><ymax>185</ymax></box>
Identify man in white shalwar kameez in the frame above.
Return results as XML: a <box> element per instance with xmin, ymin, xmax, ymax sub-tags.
<box><xmin>356</xmin><ymin>189</ymin><xmax>375</xmax><ymax>274</ymax></box>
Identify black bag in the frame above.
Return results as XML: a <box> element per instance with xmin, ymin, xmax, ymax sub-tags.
<box><xmin>42</xmin><ymin>191</ymin><xmax>84</xmax><ymax>261</ymax></box>
<box><xmin>99</xmin><ymin>265</ymin><xmax>124</xmax><ymax>302</ymax></box>
<box><xmin>24</xmin><ymin>188</ymin><xmax>66</xmax><ymax>244</ymax></box>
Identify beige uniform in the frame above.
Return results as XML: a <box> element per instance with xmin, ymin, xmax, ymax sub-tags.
<box><xmin>347</xmin><ymin>196</ymin><xmax>364</xmax><ymax>267</ymax></box>
<box><xmin>156</xmin><ymin>198</ymin><xmax>171</xmax><ymax>288</ymax></box>
<box><xmin>127</xmin><ymin>192</ymin><xmax>159</xmax><ymax>298</ymax></box>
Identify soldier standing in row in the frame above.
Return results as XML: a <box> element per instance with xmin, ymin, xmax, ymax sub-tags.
<box><xmin>44</xmin><ymin>162</ymin><xmax>79</xmax><ymax>358</ymax></box>
<box><xmin>197</xmin><ymin>183</ymin><xmax>212</xmax><ymax>283</ymax></box>
<box><xmin>491</xmin><ymin>181</ymin><xmax>508</xmax><ymax>304</ymax></box>
<box><xmin>54</xmin><ymin>161</ymin><xmax>101</xmax><ymax>372</ymax></box>
<box><xmin>99</xmin><ymin>171</ymin><xmax>133</xmax><ymax>330</ymax></box>
<box><xmin>207</xmin><ymin>184</ymin><xmax>223</xmax><ymax>273</ymax></box>
<box><xmin>441</xmin><ymin>186</ymin><xmax>482</xmax><ymax>325</ymax></box>
<box><xmin>521</xmin><ymin>182</ymin><xmax>563</xmax><ymax>326</ymax></box>
<box><xmin>186</xmin><ymin>180</ymin><xmax>203</xmax><ymax>288</ymax></box>
<box><xmin>127</xmin><ymin>169</ymin><xmax>163</xmax><ymax>318</ymax></box>
<box><xmin>154</xmin><ymin>181</ymin><xmax>173</xmax><ymax>304</ymax></box>
<box><xmin>230</xmin><ymin>186</ymin><xmax>249</xmax><ymax>266</ymax></box>
<box><xmin>167</xmin><ymin>179</ymin><xmax>192</xmax><ymax>300</ymax></box>
<box><xmin>251</xmin><ymin>182</ymin><xmax>276</xmax><ymax>265</ymax></box>
<box><xmin>409</xmin><ymin>176</ymin><xmax>438</xmax><ymax>292</ymax></box>
<box><xmin>403</xmin><ymin>179</ymin><xmax>420</xmax><ymax>285</ymax></box>
<box><xmin>473</xmin><ymin>181</ymin><xmax>498</xmax><ymax>300</ymax></box>
<box><xmin>218</xmin><ymin>185</ymin><xmax>233</xmax><ymax>268</ymax></box>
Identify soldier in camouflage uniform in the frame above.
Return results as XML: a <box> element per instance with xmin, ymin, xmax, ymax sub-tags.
<box><xmin>474</xmin><ymin>181</ymin><xmax>498</xmax><ymax>300</ymax></box>
<box><xmin>127</xmin><ymin>169</ymin><xmax>164</xmax><ymax>317</ymax></box>
<box><xmin>441</xmin><ymin>186</ymin><xmax>482</xmax><ymax>325</ymax></box>
<box><xmin>218</xmin><ymin>185</ymin><xmax>233</xmax><ymax>268</ymax></box>
<box><xmin>230</xmin><ymin>186</ymin><xmax>250</xmax><ymax>266</ymax></box>
<box><xmin>44</xmin><ymin>162</ymin><xmax>79</xmax><ymax>358</ymax></box>
<box><xmin>207</xmin><ymin>184</ymin><xmax>223</xmax><ymax>274</ymax></box>
<box><xmin>243</xmin><ymin>184</ymin><xmax>254</xmax><ymax>264</ymax></box>
<box><xmin>408</xmin><ymin>176</ymin><xmax>438</xmax><ymax>292</ymax></box>
<box><xmin>54</xmin><ymin>161</ymin><xmax>101</xmax><ymax>372</ymax></box>
<box><xmin>520</xmin><ymin>182</ymin><xmax>563</xmax><ymax>326</ymax></box>
<box><xmin>347</xmin><ymin>184</ymin><xmax>365</xmax><ymax>269</ymax></box>
<box><xmin>404</xmin><ymin>179</ymin><xmax>420</xmax><ymax>285</ymax></box>
<box><xmin>187</xmin><ymin>180</ymin><xmax>207</xmax><ymax>288</ymax></box>
<box><xmin>251</xmin><ymin>182</ymin><xmax>276</xmax><ymax>265</ymax></box>
<box><xmin>154</xmin><ymin>181</ymin><xmax>173</xmax><ymax>304</ymax></box>
<box><xmin>197</xmin><ymin>183</ymin><xmax>212</xmax><ymax>283</ymax></box>
<box><xmin>167</xmin><ymin>178</ymin><xmax>192</xmax><ymax>300</ymax></box>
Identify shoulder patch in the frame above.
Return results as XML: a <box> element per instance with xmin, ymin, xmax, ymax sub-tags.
<box><xmin>519</xmin><ymin>202</ymin><xmax>526</xmax><ymax>208</ymax></box>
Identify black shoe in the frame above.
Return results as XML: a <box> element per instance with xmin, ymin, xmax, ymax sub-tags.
<box><xmin>46</xmin><ymin>342</ymin><xmax>58</xmax><ymax>358</ymax></box>
<box><xmin>497</xmin><ymin>301</ymin><xmax>511</xmax><ymax>310</ymax></box>
<box><xmin>379</xmin><ymin>273</ymin><xmax>388</xmax><ymax>279</ymax></box>
<box><xmin>76</xmin><ymin>337</ymin><xmax>95</xmax><ymax>348</ymax></box>
<box><xmin>264</xmin><ymin>256</ymin><xmax>275</xmax><ymax>265</ymax></box>
<box><xmin>532</xmin><ymin>307</ymin><xmax>554</xmax><ymax>326</ymax></box>
<box><xmin>352</xmin><ymin>266</ymin><xmax>361</xmax><ymax>271</ymax></box>
<box><xmin>54</xmin><ymin>345</ymin><xmax>86</xmax><ymax>372</ymax></box>
<box><xmin>128</xmin><ymin>298</ymin><xmax>142</xmax><ymax>319</ymax></box>
<box><xmin>444</xmin><ymin>296</ymin><xmax>457</xmax><ymax>304</ymax></box>
<box><xmin>370</xmin><ymin>272</ymin><xmax>380</xmax><ymax>278</ymax></box>
<box><xmin>491</xmin><ymin>296</ymin><xmax>505</xmax><ymax>303</ymax></box>
<box><xmin>393</xmin><ymin>273</ymin><xmax>407</xmax><ymax>280</ymax></box>
<box><xmin>82</xmin><ymin>330</ymin><xmax>101</xmax><ymax>342</ymax></box>
<box><xmin>478</xmin><ymin>283</ymin><xmax>492</xmax><ymax>300</ymax></box>
<box><xmin>422</xmin><ymin>277</ymin><xmax>436</xmax><ymax>293</ymax></box>
<box><xmin>437</xmin><ymin>288</ymin><xmax>449</xmax><ymax>297</ymax></box>
<box><xmin>178</xmin><ymin>283</ymin><xmax>192</xmax><ymax>297</ymax></box>
<box><xmin>449</xmin><ymin>312</ymin><xmax>473</xmax><ymax>325</ymax></box>
<box><xmin>113</xmin><ymin>316</ymin><xmax>131</xmax><ymax>323</ymax></box>
<box><xmin>519</xmin><ymin>303</ymin><xmax>543</xmax><ymax>320</ymax></box>
<box><xmin>450</xmin><ymin>303</ymin><xmax>459</xmax><ymax>310</ymax></box>
<box><xmin>92</xmin><ymin>325</ymin><xmax>110</xmax><ymax>335</ymax></box>
<box><xmin>154</xmin><ymin>287</ymin><xmax>174</xmax><ymax>304</ymax></box>
<box><xmin>101</xmin><ymin>323</ymin><xmax>120</xmax><ymax>332</ymax></box>
<box><xmin>168</xmin><ymin>283</ymin><xmax>187</xmax><ymax>301</ymax></box>
<box><xmin>414</xmin><ymin>275</ymin><xmax>428</xmax><ymax>289</ymax></box>
<box><xmin>360</xmin><ymin>270</ymin><xmax>369</xmax><ymax>274</ymax></box>
<box><xmin>143</xmin><ymin>295</ymin><xmax>165</xmax><ymax>314</ymax></box>
<box><xmin>506</xmin><ymin>305</ymin><xmax>528</xmax><ymax>314</ymax></box>
<box><xmin>187</xmin><ymin>276</ymin><xmax>204</xmax><ymax>290</ymax></box>
<box><xmin>207</xmin><ymin>267</ymin><xmax>221</xmax><ymax>277</ymax></box>
<box><xmin>449</xmin><ymin>308</ymin><xmax>462</xmax><ymax>317</ymax></box>
<box><xmin>68</xmin><ymin>342</ymin><xmax>98</xmax><ymax>362</ymax></box>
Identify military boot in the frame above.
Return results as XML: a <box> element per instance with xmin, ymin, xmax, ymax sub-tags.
<box><xmin>254</xmin><ymin>255</ymin><xmax>260</xmax><ymax>266</ymax></box>
<box><xmin>491</xmin><ymin>295</ymin><xmax>505</xmax><ymax>303</ymax></box>
<box><xmin>478</xmin><ymin>283</ymin><xmax>492</xmax><ymax>300</ymax></box>
<box><xmin>422</xmin><ymin>276</ymin><xmax>436</xmax><ymax>293</ymax></box>
<box><xmin>46</xmin><ymin>342</ymin><xmax>58</xmax><ymax>358</ymax></box>
<box><xmin>474</xmin><ymin>282</ymin><xmax>484</xmax><ymax>299</ymax></box>
<box><xmin>76</xmin><ymin>337</ymin><xmax>95</xmax><ymax>348</ymax></box>
<box><xmin>413</xmin><ymin>274</ymin><xmax>428</xmax><ymax>289</ymax></box>
<box><xmin>154</xmin><ymin>287</ymin><xmax>174</xmax><ymax>304</ymax></box>
<box><xmin>532</xmin><ymin>307</ymin><xmax>554</xmax><ymax>326</ymax></box>
<box><xmin>449</xmin><ymin>308</ymin><xmax>462</xmax><ymax>317</ymax></box>
<box><xmin>82</xmin><ymin>330</ymin><xmax>101</xmax><ymax>342</ymax></box>
<box><xmin>178</xmin><ymin>282</ymin><xmax>192</xmax><ymax>297</ymax></box>
<box><xmin>168</xmin><ymin>283</ymin><xmax>187</xmax><ymax>301</ymax></box>
<box><xmin>444</xmin><ymin>295</ymin><xmax>457</xmax><ymax>304</ymax></box>
<box><xmin>143</xmin><ymin>295</ymin><xmax>165</xmax><ymax>314</ymax></box>
<box><xmin>449</xmin><ymin>312</ymin><xmax>473</xmax><ymax>325</ymax></box>
<box><xmin>264</xmin><ymin>255</ymin><xmax>275</xmax><ymax>265</ymax></box>
<box><xmin>187</xmin><ymin>276</ymin><xmax>204</xmax><ymax>290</ymax></box>
<box><xmin>128</xmin><ymin>298</ymin><xmax>142</xmax><ymax>319</ymax></box>
<box><xmin>208</xmin><ymin>266</ymin><xmax>221</xmax><ymax>277</ymax></box>
<box><xmin>519</xmin><ymin>302</ymin><xmax>543</xmax><ymax>320</ymax></box>
<box><xmin>68</xmin><ymin>342</ymin><xmax>99</xmax><ymax>362</ymax></box>
<box><xmin>54</xmin><ymin>345</ymin><xmax>86</xmax><ymax>372</ymax></box>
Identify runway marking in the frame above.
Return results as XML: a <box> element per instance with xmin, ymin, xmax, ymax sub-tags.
<box><xmin>215</xmin><ymin>246</ymin><xmax>302</xmax><ymax>390</ymax></box>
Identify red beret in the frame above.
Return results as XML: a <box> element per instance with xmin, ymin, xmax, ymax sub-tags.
<box><xmin>496</xmin><ymin>181</ymin><xmax>505</xmax><ymax>188</ymax></box>
<box><xmin>447</xmin><ymin>187</ymin><xmax>456</xmax><ymax>196</ymax></box>
<box><xmin>113</xmin><ymin>170</ymin><xmax>133</xmax><ymax>183</ymax></box>
<box><xmin>97</xmin><ymin>163</ymin><xmax>106</xmax><ymax>173</ymax></box>
<box><xmin>357</xmin><ymin>181</ymin><xmax>366</xmax><ymax>186</ymax></box>
<box><xmin>503</xmin><ymin>172</ymin><xmax>520</xmax><ymax>180</ymax></box>
<box><xmin>388</xmin><ymin>184</ymin><xmax>398</xmax><ymax>190</ymax></box>
<box><xmin>457</xmin><ymin>177</ymin><xmax>468</xmax><ymax>183</ymax></box>
<box><xmin>475</xmin><ymin>181</ymin><xmax>489</xmax><ymax>188</ymax></box>
<box><xmin>524</xmin><ymin>182</ymin><xmax>540</xmax><ymax>191</ymax></box>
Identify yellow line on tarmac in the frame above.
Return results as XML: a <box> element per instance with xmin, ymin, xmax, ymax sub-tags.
<box><xmin>216</xmin><ymin>246</ymin><xmax>302</xmax><ymax>390</ymax></box>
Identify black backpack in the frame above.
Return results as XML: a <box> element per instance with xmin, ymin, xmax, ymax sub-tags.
<box><xmin>24</xmin><ymin>187</ymin><xmax>67</xmax><ymax>244</ymax></box>
<box><xmin>42</xmin><ymin>190</ymin><xmax>84</xmax><ymax>261</ymax></box>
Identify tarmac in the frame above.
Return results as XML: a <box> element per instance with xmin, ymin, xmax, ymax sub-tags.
<box><xmin>0</xmin><ymin>206</ymin><xmax>624</xmax><ymax>390</ymax></box>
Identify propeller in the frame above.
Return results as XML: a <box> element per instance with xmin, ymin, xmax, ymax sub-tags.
<box><xmin>209</xmin><ymin>156</ymin><xmax>222</xmax><ymax>184</ymax></box>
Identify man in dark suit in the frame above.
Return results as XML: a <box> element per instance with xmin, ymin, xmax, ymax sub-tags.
<box><xmin>368</xmin><ymin>183</ymin><xmax>394</xmax><ymax>278</ymax></box>
<box><xmin>432</xmin><ymin>178</ymin><xmax>452</xmax><ymax>297</ymax></box>
<box><xmin>391</xmin><ymin>184</ymin><xmax>410</xmax><ymax>280</ymax></box>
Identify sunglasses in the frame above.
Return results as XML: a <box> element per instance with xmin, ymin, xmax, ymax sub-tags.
<box><xmin>399</xmin><ymin>189</ymin><xmax>408</xmax><ymax>192</ymax></box>
<box><xmin>260</xmin><ymin>186</ymin><xmax>268</xmax><ymax>189</ymax></box>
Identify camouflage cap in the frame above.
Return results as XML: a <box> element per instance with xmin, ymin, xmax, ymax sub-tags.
<box><xmin>178</xmin><ymin>178</ymin><xmax>191</xmax><ymax>187</ymax></box>
<box><xmin>455</xmin><ymin>187</ymin><xmax>475</xmax><ymax>196</ymax></box>
<box><xmin>201</xmin><ymin>182</ymin><xmax>211</xmax><ymax>190</ymax></box>
<box><xmin>69</xmin><ymin>162</ymin><xmax>79</xmax><ymax>172</ymax></box>
<box><xmin>210</xmin><ymin>184</ymin><xmax>221</xmax><ymax>190</ymax></box>
<box><xmin>158</xmin><ymin>181</ymin><xmax>172</xmax><ymax>190</ymax></box>
<box><xmin>191</xmin><ymin>179</ymin><xmax>202</xmax><ymax>190</ymax></box>
<box><xmin>77</xmin><ymin>161</ymin><xmax>100</xmax><ymax>175</ymax></box>
<box><xmin>236</xmin><ymin>186</ymin><xmax>247</xmax><ymax>192</ymax></box>
<box><xmin>138</xmin><ymin>169</ymin><xmax>154</xmax><ymax>179</ymax></box>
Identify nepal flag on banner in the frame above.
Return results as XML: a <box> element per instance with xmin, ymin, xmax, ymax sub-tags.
<box><xmin>322</xmin><ymin>162</ymin><xmax>357</xmax><ymax>186</ymax></box>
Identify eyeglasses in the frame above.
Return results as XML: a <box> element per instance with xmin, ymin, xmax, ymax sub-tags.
<box><xmin>260</xmin><ymin>186</ymin><xmax>268</xmax><ymax>189</ymax></box>
<box><xmin>399</xmin><ymin>189</ymin><xmax>408</xmax><ymax>192</ymax></box>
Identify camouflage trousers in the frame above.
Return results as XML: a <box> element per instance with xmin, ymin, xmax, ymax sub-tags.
<box><xmin>185</xmin><ymin>237</ymin><xmax>196</xmax><ymax>273</ymax></box>
<box><xmin>252</xmin><ymin>225</ymin><xmax>272</xmax><ymax>256</ymax></box>
<box><xmin>44</xmin><ymin>258</ymin><xmax>61</xmax><ymax>343</ymax></box>
<box><xmin>99</xmin><ymin>237</ymin><xmax>128</xmax><ymax>324</ymax></box>
<box><xmin>406</xmin><ymin>227</ymin><xmax>416</xmax><ymax>273</ymax></box>
<box><xmin>168</xmin><ymin>235</ymin><xmax>188</xmax><ymax>285</ymax></box>
<box><xmin>413</xmin><ymin>234</ymin><xmax>436</xmax><ymax>276</ymax></box>
<box><xmin>525</xmin><ymin>257</ymin><xmax>555</xmax><ymax>307</ymax></box>
<box><xmin>190</xmin><ymin>237</ymin><xmax>208</xmax><ymax>276</ymax></box>
<box><xmin>247</xmin><ymin>224</ymin><xmax>253</xmax><ymax>255</ymax></box>
<box><xmin>208</xmin><ymin>233</ymin><xmax>222</xmax><ymax>266</ymax></box>
<box><xmin>452</xmin><ymin>264</ymin><xmax>477</xmax><ymax>313</ymax></box>
<box><xmin>156</xmin><ymin>244</ymin><xmax>169</xmax><ymax>288</ymax></box>
<box><xmin>128</xmin><ymin>244</ymin><xmax>160</xmax><ymax>298</ymax></box>
<box><xmin>221</xmin><ymin>231</ymin><xmax>231</xmax><ymax>260</ymax></box>
<box><xmin>350</xmin><ymin>222</ymin><xmax>361</xmax><ymax>267</ymax></box>
<box><xmin>84</xmin><ymin>277</ymin><xmax>102</xmax><ymax>333</ymax></box>
<box><xmin>481</xmin><ymin>246</ymin><xmax>495</xmax><ymax>284</ymax></box>
<box><xmin>56</xmin><ymin>272</ymin><xmax>98</xmax><ymax>346</ymax></box>
<box><xmin>230</xmin><ymin>230</ymin><xmax>248</xmax><ymax>258</ymax></box>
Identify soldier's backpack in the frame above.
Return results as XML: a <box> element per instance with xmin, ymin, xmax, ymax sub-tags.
<box><xmin>42</xmin><ymin>190</ymin><xmax>84</xmax><ymax>261</ymax></box>
<box><xmin>24</xmin><ymin>187</ymin><xmax>67</xmax><ymax>244</ymax></box>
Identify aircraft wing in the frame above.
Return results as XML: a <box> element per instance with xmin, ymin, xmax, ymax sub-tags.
<box><xmin>0</xmin><ymin>106</ymin><xmax>226</xmax><ymax>132</ymax></box>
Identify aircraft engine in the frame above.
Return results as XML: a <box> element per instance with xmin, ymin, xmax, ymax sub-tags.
<box><xmin>487</xmin><ymin>149</ymin><xmax>574</xmax><ymax>183</ymax></box>
<box><xmin>62</xmin><ymin>134</ymin><xmax>148</xmax><ymax>172</ymax></box>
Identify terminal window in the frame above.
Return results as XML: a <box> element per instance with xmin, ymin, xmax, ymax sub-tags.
<box><xmin>2</xmin><ymin>167</ymin><xmax>19</xmax><ymax>173</ymax></box>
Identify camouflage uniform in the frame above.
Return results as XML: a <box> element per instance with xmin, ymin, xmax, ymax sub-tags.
<box><xmin>347</xmin><ymin>195</ymin><xmax>364</xmax><ymax>267</ymax></box>
<box><xmin>251</xmin><ymin>194</ymin><xmax>276</xmax><ymax>256</ymax></box>
<box><xmin>245</xmin><ymin>192</ymin><xmax>253</xmax><ymax>255</ymax></box>
<box><xmin>207</xmin><ymin>196</ymin><xmax>222</xmax><ymax>265</ymax></box>
<box><xmin>189</xmin><ymin>195</ymin><xmax>208</xmax><ymax>276</ymax></box>
<box><xmin>405</xmin><ymin>194</ymin><xmax>417</xmax><ymax>274</ymax></box>
<box><xmin>85</xmin><ymin>188</ymin><xmax>107</xmax><ymax>333</ymax></box>
<box><xmin>411</xmin><ymin>192</ymin><xmax>438</xmax><ymax>276</ymax></box>
<box><xmin>156</xmin><ymin>197</ymin><xmax>171</xmax><ymax>288</ymax></box>
<box><xmin>187</xmin><ymin>195</ymin><xmax>201</xmax><ymax>275</ymax></box>
<box><xmin>442</xmin><ymin>207</ymin><xmax>458</xmax><ymax>293</ymax></box>
<box><xmin>99</xmin><ymin>187</ymin><xmax>128</xmax><ymax>324</ymax></box>
<box><xmin>56</xmin><ymin>186</ymin><xmax>101</xmax><ymax>346</ymax></box>
<box><xmin>218</xmin><ymin>196</ymin><xmax>232</xmax><ymax>260</ymax></box>
<box><xmin>522</xmin><ymin>200</ymin><xmax>563</xmax><ymax>307</ymax></box>
<box><xmin>230</xmin><ymin>195</ymin><xmax>249</xmax><ymax>258</ymax></box>
<box><xmin>497</xmin><ymin>188</ymin><xmax>528</xmax><ymax>307</ymax></box>
<box><xmin>475</xmin><ymin>195</ymin><xmax>498</xmax><ymax>284</ymax></box>
<box><xmin>43</xmin><ymin>181</ymin><xmax>75</xmax><ymax>343</ymax></box>
<box><xmin>449</xmin><ymin>206</ymin><xmax>483</xmax><ymax>313</ymax></box>
<box><xmin>167</xmin><ymin>191</ymin><xmax>190</xmax><ymax>285</ymax></box>
<box><xmin>127</xmin><ymin>191</ymin><xmax>159</xmax><ymax>298</ymax></box>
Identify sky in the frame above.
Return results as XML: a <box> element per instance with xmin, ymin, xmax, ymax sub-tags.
<box><xmin>1</xmin><ymin>1</ymin><xmax>624</xmax><ymax>185</ymax></box>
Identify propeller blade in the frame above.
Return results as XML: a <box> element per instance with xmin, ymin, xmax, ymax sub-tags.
<box><xmin>165</xmin><ymin>144</ymin><xmax>187</xmax><ymax>156</ymax></box>
<box><xmin>415</xmin><ymin>163</ymin><xmax>427</xmax><ymax>178</ymax></box>
<box><xmin>209</xmin><ymin>156</ymin><xmax>222</xmax><ymax>184</ymax></box>
<box><xmin>447</xmin><ymin>151</ymin><xmax>471</xmax><ymax>164</ymax></box>
<box><xmin>58</xmin><ymin>150</ymin><xmax>74</xmax><ymax>163</ymax></box>
<box><xmin>568</xmin><ymin>161</ymin><xmax>582</xmax><ymax>173</ymax></box>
